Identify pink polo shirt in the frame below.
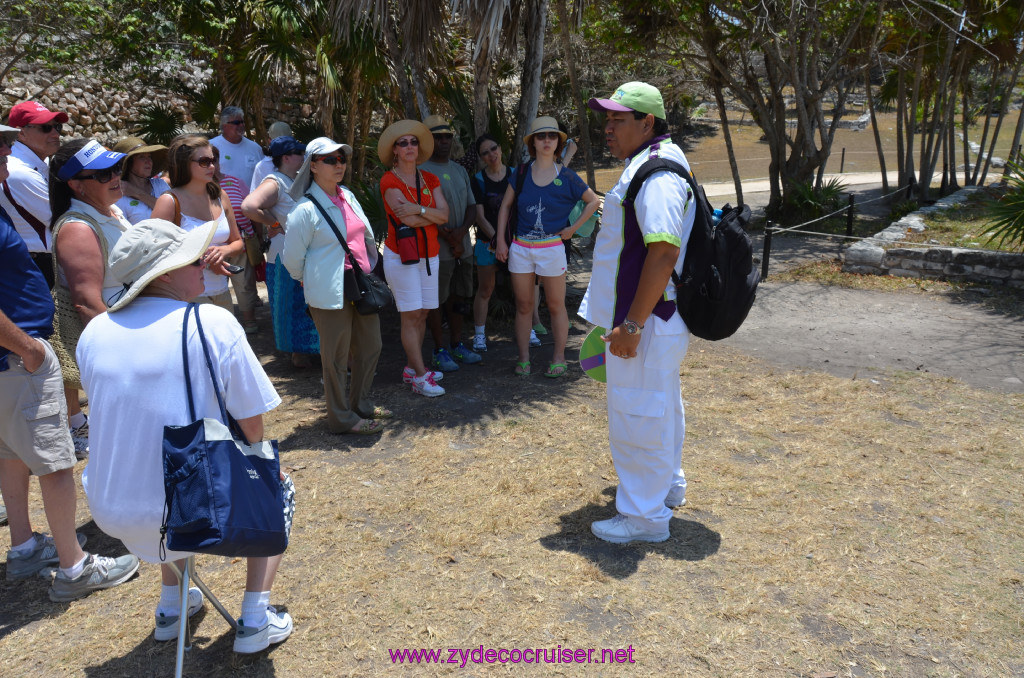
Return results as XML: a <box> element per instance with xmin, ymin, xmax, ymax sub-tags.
<box><xmin>329</xmin><ymin>190</ymin><xmax>371</xmax><ymax>272</ymax></box>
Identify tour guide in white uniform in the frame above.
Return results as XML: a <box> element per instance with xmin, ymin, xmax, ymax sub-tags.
<box><xmin>579</xmin><ymin>82</ymin><xmax>695</xmax><ymax>544</ymax></box>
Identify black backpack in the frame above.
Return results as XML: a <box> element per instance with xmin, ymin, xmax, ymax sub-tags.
<box><xmin>623</xmin><ymin>158</ymin><xmax>759</xmax><ymax>341</ymax></box>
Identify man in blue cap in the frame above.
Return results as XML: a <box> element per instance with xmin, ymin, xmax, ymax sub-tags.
<box><xmin>580</xmin><ymin>82</ymin><xmax>696</xmax><ymax>544</ymax></box>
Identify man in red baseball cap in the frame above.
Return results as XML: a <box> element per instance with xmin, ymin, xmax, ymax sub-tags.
<box><xmin>0</xmin><ymin>101</ymin><xmax>70</xmax><ymax>287</ymax></box>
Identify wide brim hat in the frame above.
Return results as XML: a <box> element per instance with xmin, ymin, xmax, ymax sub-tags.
<box><xmin>106</xmin><ymin>218</ymin><xmax>216</xmax><ymax>312</ymax></box>
<box><xmin>588</xmin><ymin>81</ymin><xmax>667</xmax><ymax>120</ymax></box>
<box><xmin>289</xmin><ymin>137</ymin><xmax>353</xmax><ymax>202</ymax></box>
<box><xmin>0</xmin><ymin>124</ymin><xmax>18</xmax><ymax>146</ymax></box>
<box><xmin>377</xmin><ymin>120</ymin><xmax>433</xmax><ymax>167</ymax></box>
<box><xmin>56</xmin><ymin>140</ymin><xmax>125</xmax><ymax>182</ymax></box>
<box><xmin>524</xmin><ymin>116</ymin><xmax>567</xmax><ymax>144</ymax></box>
<box><xmin>112</xmin><ymin>136</ymin><xmax>168</xmax><ymax>178</ymax></box>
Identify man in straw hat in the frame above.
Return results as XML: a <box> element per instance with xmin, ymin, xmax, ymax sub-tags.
<box><xmin>77</xmin><ymin>218</ymin><xmax>293</xmax><ymax>652</ymax></box>
<box><xmin>0</xmin><ymin>123</ymin><xmax>141</xmax><ymax>600</ymax></box>
<box><xmin>580</xmin><ymin>82</ymin><xmax>696</xmax><ymax>544</ymax></box>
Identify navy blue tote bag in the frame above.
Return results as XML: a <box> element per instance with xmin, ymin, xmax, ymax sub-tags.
<box><xmin>160</xmin><ymin>303</ymin><xmax>288</xmax><ymax>558</ymax></box>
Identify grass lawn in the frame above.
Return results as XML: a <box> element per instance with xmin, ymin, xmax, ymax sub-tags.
<box><xmin>901</xmin><ymin>190</ymin><xmax>1022</xmax><ymax>253</ymax></box>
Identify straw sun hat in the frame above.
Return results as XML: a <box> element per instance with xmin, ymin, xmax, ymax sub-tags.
<box><xmin>112</xmin><ymin>137</ymin><xmax>168</xmax><ymax>178</ymax></box>
<box><xmin>377</xmin><ymin>120</ymin><xmax>433</xmax><ymax>166</ymax></box>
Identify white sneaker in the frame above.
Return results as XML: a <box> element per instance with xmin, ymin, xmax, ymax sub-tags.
<box><xmin>155</xmin><ymin>587</ymin><xmax>205</xmax><ymax>641</ymax></box>
<box><xmin>411</xmin><ymin>373</ymin><xmax>445</xmax><ymax>397</ymax></box>
<box><xmin>529</xmin><ymin>329</ymin><xmax>541</xmax><ymax>347</ymax></box>
<box><xmin>591</xmin><ymin>514</ymin><xmax>669</xmax><ymax>544</ymax></box>
<box><xmin>665</xmin><ymin>486</ymin><xmax>686</xmax><ymax>508</ymax></box>
<box><xmin>402</xmin><ymin>366</ymin><xmax>443</xmax><ymax>384</ymax></box>
<box><xmin>233</xmin><ymin>606</ymin><xmax>293</xmax><ymax>654</ymax></box>
<box><xmin>472</xmin><ymin>333</ymin><xmax>487</xmax><ymax>352</ymax></box>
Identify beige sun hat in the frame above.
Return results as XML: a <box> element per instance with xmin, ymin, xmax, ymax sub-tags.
<box><xmin>289</xmin><ymin>136</ymin><xmax>353</xmax><ymax>202</ymax></box>
<box><xmin>524</xmin><ymin>116</ymin><xmax>567</xmax><ymax>158</ymax></box>
<box><xmin>106</xmin><ymin>219</ymin><xmax>216</xmax><ymax>312</ymax></box>
<box><xmin>422</xmin><ymin>114</ymin><xmax>454</xmax><ymax>135</ymax></box>
<box><xmin>377</xmin><ymin>120</ymin><xmax>433</xmax><ymax>166</ymax></box>
<box><xmin>112</xmin><ymin>136</ymin><xmax>169</xmax><ymax>178</ymax></box>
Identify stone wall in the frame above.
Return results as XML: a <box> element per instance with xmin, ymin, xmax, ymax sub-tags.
<box><xmin>842</xmin><ymin>186</ymin><xmax>1024</xmax><ymax>288</ymax></box>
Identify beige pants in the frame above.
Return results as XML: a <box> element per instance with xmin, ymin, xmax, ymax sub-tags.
<box><xmin>191</xmin><ymin>290</ymin><xmax>234</xmax><ymax>313</ymax></box>
<box><xmin>308</xmin><ymin>304</ymin><xmax>382</xmax><ymax>433</ymax></box>
<box><xmin>228</xmin><ymin>252</ymin><xmax>259</xmax><ymax>314</ymax></box>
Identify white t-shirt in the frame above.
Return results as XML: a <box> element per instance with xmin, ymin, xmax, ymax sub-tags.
<box><xmin>78</xmin><ymin>298</ymin><xmax>281</xmax><ymax>563</ymax></box>
<box><xmin>250</xmin><ymin>156</ymin><xmax>274</xmax><ymax>192</ymax></box>
<box><xmin>210</xmin><ymin>135</ymin><xmax>264</xmax><ymax>187</ymax></box>
<box><xmin>114</xmin><ymin>177</ymin><xmax>171</xmax><ymax>224</ymax></box>
<box><xmin>0</xmin><ymin>141</ymin><xmax>51</xmax><ymax>252</ymax></box>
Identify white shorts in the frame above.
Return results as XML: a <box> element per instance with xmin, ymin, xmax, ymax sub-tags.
<box><xmin>508</xmin><ymin>238</ymin><xmax>567</xmax><ymax>277</ymax></box>
<box><xmin>383</xmin><ymin>247</ymin><xmax>439</xmax><ymax>312</ymax></box>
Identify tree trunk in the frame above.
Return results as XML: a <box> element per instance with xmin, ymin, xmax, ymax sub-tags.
<box><xmin>514</xmin><ymin>0</ymin><xmax>549</xmax><ymax>164</ymax></box>
<box><xmin>896</xmin><ymin>68</ymin><xmax>906</xmax><ymax>188</ymax></box>
<box><xmin>907</xmin><ymin>34</ymin><xmax>924</xmax><ymax>199</ymax></box>
<box><xmin>864</xmin><ymin>69</ymin><xmax>888</xmax><ymax>193</ymax></box>
<box><xmin>471</xmin><ymin>35</ymin><xmax>491</xmax><ymax>138</ymax></box>
<box><xmin>980</xmin><ymin>55</ymin><xmax>1023</xmax><ymax>185</ymax></box>
<box><xmin>554</xmin><ymin>0</ymin><xmax>594</xmax><ymax>187</ymax></box>
<box><xmin>383</xmin><ymin>19</ymin><xmax>416</xmax><ymax>118</ymax></box>
<box><xmin>1003</xmin><ymin>100</ymin><xmax>1024</xmax><ymax>181</ymax></box>
<box><xmin>962</xmin><ymin>88</ymin><xmax>972</xmax><ymax>184</ymax></box>
<box><xmin>409</xmin><ymin>60</ymin><xmax>431</xmax><ymax>120</ymax></box>
<box><xmin>713</xmin><ymin>78</ymin><xmax>743</xmax><ymax>206</ymax></box>
<box><xmin>971</xmin><ymin>65</ymin><xmax>999</xmax><ymax>184</ymax></box>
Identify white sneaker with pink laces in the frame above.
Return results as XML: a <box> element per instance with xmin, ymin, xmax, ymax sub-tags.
<box><xmin>411</xmin><ymin>373</ymin><xmax>445</xmax><ymax>397</ymax></box>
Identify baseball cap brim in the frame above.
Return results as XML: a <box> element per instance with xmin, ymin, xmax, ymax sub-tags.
<box><xmin>587</xmin><ymin>98</ymin><xmax>635</xmax><ymax>113</ymax></box>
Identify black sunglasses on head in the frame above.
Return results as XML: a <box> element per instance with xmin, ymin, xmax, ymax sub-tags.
<box><xmin>77</xmin><ymin>160</ymin><xmax>125</xmax><ymax>184</ymax></box>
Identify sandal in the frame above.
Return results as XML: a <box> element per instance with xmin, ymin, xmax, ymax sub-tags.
<box><xmin>348</xmin><ymin>418</ymin><xmax>385</xmax><ymax>435</ymax></box>
<box><xmin>369</xmin><ymin>406</ymin><xmax>393</xmax><ymax>420</ymax></box>
<box><xmin>514</xmin><ymin>361</ymin><xmax>532</xmax><ymax>376</ymax></box>
<box><xmin>544</xmin><ymin>362</ymin><xmax>568</xmax><ymax>378</ymax></box>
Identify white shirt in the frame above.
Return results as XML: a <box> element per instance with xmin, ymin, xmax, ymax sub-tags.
<box><xmin>78</xmin><ymin>298</ymin><xmax>281</xmax><ymax>563</ymax></box>
<box><xmin>114</xmin><ymin>176</ymin><xmax>171</xmax><ymax>224</ymax></box>
<box><xmin>579</xmin><ymin>138</ymin><xmax>695</xmax><ymax>331</ymax></box>
<box><xmin>250</xmin><ymin>156</ymin><xmax>274</xmax><ymax>192</ymax></box>
<box><xmin>0</xmin><ymin>141</ymin><xmax>51</xmax><ymax>252</ymax></box>
<box><xmin>53</xmin><ymin>199</ymin><xmax>132</xmax><ymax>303</ymax></box>
<box><xmin>260</xmin><ymin>172</ymin><xmax>296</xmax><ymax>264</ymax></box>
<box><xmin>210</xmin><ymin>135</ymin><xmax>264</xmax><ymax>187</ymax></box>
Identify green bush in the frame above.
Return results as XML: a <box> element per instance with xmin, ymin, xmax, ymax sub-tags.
<box><xmin>131</xmin><ymin>104</ymin><xmax>185</xmax><ymax>145</ymax></box>
<box><xmin>985</xmin><ymin>161</ymin><xmax>1024</xmax><ymax>251</ymax></box>
<box><xmin>779</xmin><ymin>177</ymin><xmax>848</xmax><ymax>225</ymax></box>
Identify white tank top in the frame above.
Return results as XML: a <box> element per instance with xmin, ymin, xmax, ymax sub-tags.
<box><xmin>180</xmin><ymin>204</ymin><xmax>231</xmax><ymax>296</ymax></box>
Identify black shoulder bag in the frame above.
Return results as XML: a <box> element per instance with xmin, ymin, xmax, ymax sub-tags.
<box><xmin>306</xmin><ymin>192</ymin><xmax>394</xmax><ymax>315</ymax></box>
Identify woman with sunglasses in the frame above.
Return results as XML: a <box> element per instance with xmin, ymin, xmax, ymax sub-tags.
<box><xmin>111</xmin><ymin>137</ymin><xmax>170</xmax><ymax>224</ymax></box>
<box><xmin>152</xmin><ymin>134</ymin><xmax>244</xmax><ymax>313</ymax></box>
<box><xmin>469</xmin><ymin>133</ymin><xmax>511</xmax><ymax>353</ymax></box>
<box><xmin>48</xmin><ymin>138</ymin><xmax>132</xmax><ymax>456</ymax></box>
<box><xmin>281</xmin><ymin>138</ymin><xmax>389</xmax><ymax>434</ymax></box>
<box><xmin>241</xmin><ymin>136</ymin><xmax>320</xmax><ymax>368</ymax></box>
<box><xmin>377</xmin><ymin>120</ymin><xmax>450</xmax><ymax>397</ymax></box>
<box><xmin>495</xmin><ymin>116</ymin><xmax>599</xmax><ymax>378</ymax></box>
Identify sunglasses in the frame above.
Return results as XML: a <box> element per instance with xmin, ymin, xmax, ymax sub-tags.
<box><xmin>225</xmin><ymin>120</ymin><xmax>245</xmax><ymax>126</ymax></box>
<box><xmin>189</xmin><ymin>259</ymin><xmax>204</xmax><ymax>267</ymax></box>
<box><xmin>480</xmin><ymin>145</ymin><xmax>499</xmax><ymax>156</ymax></box>
<box><xmin>394</xmin><ymin>138</ymin><xmax>419</xmax><ymax>148</ymax></box>
<box><xmin>533</xmin><ymin>131</ymin><xmax>560</xmax><ymax>141</ymax></box>
<box><xmin>26</xmin><ymin>123</ymin><xmax>64</xmax><ymax>134</ymax></box>
<box><xmin>315</xmin><ymin>154</ymin><xmax>347</xmax><ymax>165</ymax></box>
<box><xmin>77</xmin><ymin>161</ymin><xmax>125</xmax><ymax>184</ymax></box>
<box><xmin>192</xmin><ymin>156</ymin><xmax>217</xmax><ymax>168</ymax></box>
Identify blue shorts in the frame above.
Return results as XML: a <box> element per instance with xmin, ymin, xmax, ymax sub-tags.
<box><xmin>474</xmin><ymin>239</ymin><xmax>496</xmax><ymax>267</ymax></box>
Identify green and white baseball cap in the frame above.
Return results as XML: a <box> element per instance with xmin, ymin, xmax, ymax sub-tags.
<box><xmin>588</xmin><ymin>81</ymin><xmax>666</xmax><ymax>120</ymax></box>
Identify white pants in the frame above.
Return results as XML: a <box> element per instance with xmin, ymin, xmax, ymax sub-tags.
<box><xmin>605</xmin><ymin>313</ymin><xmax>688</xmax><ymax>530</ymax></box>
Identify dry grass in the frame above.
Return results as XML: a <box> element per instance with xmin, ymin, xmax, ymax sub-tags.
<box><xmin>2</xmin><ymin>336</ymin><xmax>1023</xmax><ymax>677</ymax></box>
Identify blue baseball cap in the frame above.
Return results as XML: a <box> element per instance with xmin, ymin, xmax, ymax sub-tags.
<box><xmin>268</xmin><ymin>135</ymin><xmax>305</xmax><ymax>158</ymax></box>
<box><xmin>57</xmin><ymin>140</ymin><xmax>125</xmax><ymax>181</ymax></box>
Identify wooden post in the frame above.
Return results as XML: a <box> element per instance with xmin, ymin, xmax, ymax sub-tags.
<box><xmin>761</xmin><ymin>221</ymin><xmax>773</xmax><ymax>281</ymax></box>
<box><xmin>846</xmin><ymin>194</ymin><xmax>855</xmax><ymax>238</ymax></box>
<box><xmin>840</xmin><ymin>147</ymin><xmax>846</xmax><ymax>174</ymax></box>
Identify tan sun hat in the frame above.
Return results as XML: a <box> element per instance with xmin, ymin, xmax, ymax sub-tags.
<box><xmin>422</xmin><ymin>114</ymin><xmax>454</xmax><ymax>135</ymax></box>
<box><xmin>377</xmin><ymin>120</ymin><xmax>433</xmax><ymax>166</ymax></box>
<box><xmin>524</xmin><ymin>116</ymin><xmax>567</xmax><ymax>158</ymax></box>
<box><xmin>112</xmin><ymin>136</ymin><xmax>168</xmax><ymax>179</ymax></box>
<box><xmin>106</xmin><ymin>219</ymin><xmax>216</xmax><ymax>312</ymax></box>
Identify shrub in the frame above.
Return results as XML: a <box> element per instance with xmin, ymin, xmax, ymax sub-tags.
<box><xmin>132</xmin><ymin>104</ymin><xmax>185</xmax><ymax>145</ymax></box>
<box><xmin>985</xmin><ymin>161</ymin><xmax>1024</xmax><ymax>251</ymax></box>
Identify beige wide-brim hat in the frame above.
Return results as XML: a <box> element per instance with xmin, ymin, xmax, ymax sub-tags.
<box><xmin>106</xmin><ymin>219</ymin><xmax>216</xmax><ymax>312</ymax></box>
<box><xmin>525</xmin><ymin>116</ymin><xmax>567</xmax><ymax>145</ymax></box>
<box><xmin>377</xmin><ymin>120</ymin><xmax>433</xmax><ymax>166</ymax></box>
<box><xmin>112</xmin><ymin>136</ymin><xmax>168</xmax><ymax>178</ymax></box>
<box><xmin>289</xmin><ymin>136</ymin><xmax>354</xmax><ymax>202</ymax></box>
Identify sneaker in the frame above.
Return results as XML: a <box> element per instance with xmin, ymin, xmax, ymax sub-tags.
<box><xmin>48</xmin><ymin>552</ymin><xmax>140</xmax><ymax>601</ymax></box>
<box><xmin>665</xmin><ymin>486</ymin><xmax>687</xmax><ymax>508</ymax></box>
<box><xmin>234</xmin><ymin>606</ymin><xmax>293</xmax><ymax>654</ymax></box>
<box><xmin>533</xmin><ymin>323</ymin><xmax>548</xmax><ymax>335</ymax></box>
<box><xmin>6</xmin><ymin>531</ymin><xmax>87</xmax><ymax>580</ymax></box>
<box><xmin>432</xmin><ymin>347</ymin><xmax>459</xmax><ymax>372</ymax></box>
<box><xmin>472</xmin><ymin>334</ymin><xmax>487</xmax><ymax>352</ymax></box>
<box><xmin>450</xmin><ymin>343</ymin><xmax>482</xmax><ymax>364</ymax></box>
<box><xmin>71</xmin><ymin>416</ymin><xmax>89</xmax><ymax>460</ymax></box>
<box><xmin>529</xmin><ymin>329</ymin><xmax>541</xmax><ymax>347</ymax></box>
<box><xmin>155</xmin><ymin>587</ymin><xmax>205</xmax><ymax>641</ymax></box>
<box><xmin>591</xmin><ymin>514</ymin><xmax>670</xmax><ymax>544</ymax></box>
<box><xmin>411</xmin><ymin>373</ymin><xmax>445</xmax><ymax>397</ymax></box>
<box><xmin>402</xmin><ymin>367</ymin><xmax>443</xmax><ymax>384</ymax></box>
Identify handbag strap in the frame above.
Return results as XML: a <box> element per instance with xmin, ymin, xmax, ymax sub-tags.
<box><xmin>305</xmin><ymin>191</ymin><xmax>363</xmax><ymax>274</ymax></box>
<box><xmin>181</xmin><ymin>303</ymin><xmax>230</xmax><ymax>426</ymax></box>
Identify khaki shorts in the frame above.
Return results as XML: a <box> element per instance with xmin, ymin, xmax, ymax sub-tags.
<box><xmin>437</xmin><ymin>256</ymin><xmax>474</xmax><ymax>305</ymax></box>
<box><xmin>0</xmin><ymin>338</ymin><xmax>77</xmax><ymax>476</ymax></box>
<box><xmin>192</xmin><ymin>290</ymin><xmax>234</xmax><ymax>313</ymax></box>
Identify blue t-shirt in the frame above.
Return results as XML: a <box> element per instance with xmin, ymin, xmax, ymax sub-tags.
<box><xmin>0</xmin><ymin>206</ymin><xmax>54</xmax><ymax>370</ymax></box>
<box><xmin>515</xmin><ymin>165</ymin><xmax>588</xmax><ymax>239</ymax></box>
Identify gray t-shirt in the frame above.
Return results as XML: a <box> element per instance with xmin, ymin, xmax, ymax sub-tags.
<box><xmin>419</xmin><ymin>159</ymin><xmax>476</xmax><ymax>261</ymax></box>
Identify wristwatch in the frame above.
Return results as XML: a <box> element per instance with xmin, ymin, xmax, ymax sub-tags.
<box><xmin>419</xmin><ymin>206</ymin><xmax>426</xmax><ymax>216</ymax></box>
<box><xmin>622</xmin><ymin>319</ymin><xmax>643</xmax><ymax>335</ymax></box>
